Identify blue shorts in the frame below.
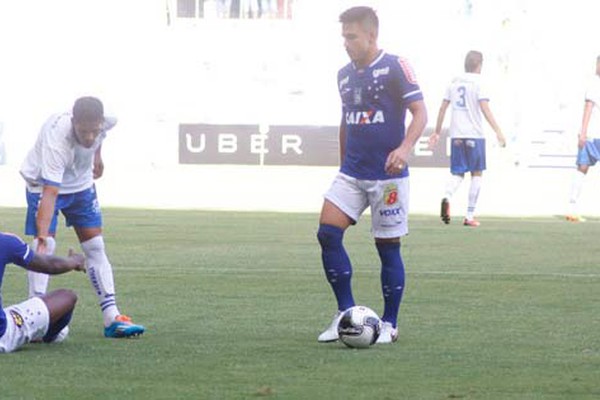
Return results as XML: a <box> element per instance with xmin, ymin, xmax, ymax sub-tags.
<box><xmin>25</xmin><ymin>186</ymin><xmax>103</xmax><ymax>236</ymax></box>
<box><xmin>576</xmin><ymin>139</ymin><xmax>600</xmax><ymax>166</ymax></box>
<box><xmin>450</xmin><ymin>138</ymin><xmax>486</xmax><ymax>174</ymax></box>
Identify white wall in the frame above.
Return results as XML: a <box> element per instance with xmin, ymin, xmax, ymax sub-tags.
<box><xmin>1</xmin><ymin>0</ymin><xmax>599</xmax><ymax>216</ymax></box>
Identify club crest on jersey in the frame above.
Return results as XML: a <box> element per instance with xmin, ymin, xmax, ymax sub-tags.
<box><xmin>345</xmin><ymin>110</ymin><xmax>385</xmax><ymax>125</ymax></box>
<box><xmin>9</xmin><ymin>310</ymin><xmax>24</xmax><ymax>328</ymax></box>
<box><xmin>383</xmin><ymin>183</ymin><xmax>399</xmax><ymax>205</ymax></box>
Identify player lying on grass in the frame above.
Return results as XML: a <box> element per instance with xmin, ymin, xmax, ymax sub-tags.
<box><xmin>0</xmin><ymin>232</ymin><xmax>85</xmax><ymax>353</ymax></box>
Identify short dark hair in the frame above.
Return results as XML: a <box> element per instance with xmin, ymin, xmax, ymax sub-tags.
<box><xmin>72</xmin><ymin>96</ymin><xmax>104</xmax><ymax>122</ymax></box>
<box><xmin>339</xmin><ymin>6</ymin><xmax>378</xmax><ymax>32</ymax></box>
<box><xmin>465</xmin><ymin>50</ymin><xmax>483</xmax><ymax>72</ymax></box>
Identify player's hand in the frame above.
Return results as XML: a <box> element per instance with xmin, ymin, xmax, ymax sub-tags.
<box><xmin>35</xmin><ymin>236</ymin><xmax>48</xmax><ymax>254</ymax></box>
<box><xmin>428</xmin><ymin>133</ymin><xmax>440</xmax><ymax>149</ymax></box>
<box><xmin>93</xmin><ymin>157</ymin><xmax>104</xmax><ymax>179</ymax></box>
<box><xmin>497</xmin><ymin>136</ymin><xmax>506</xmax><ymax>148</ymax></box>
<box><xmin>67</xmin><ymin>248</ymin><xmax>86</xmax><ymax>272</ymax></box>
<box><xmin>578</xmin><ymin>133</ymin><xmax>587</xmax><ymax>149</ymax></box>
<box><xmin>385</xmin><ymin>148</ymin><xmax>409</xmax><ymax>175</ymax></box>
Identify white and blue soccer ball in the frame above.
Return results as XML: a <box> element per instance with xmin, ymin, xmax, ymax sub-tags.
<box><xmin>337</xmin><ymin>305</ymin><xmax>381</xmax><ymax>348</ymax></box>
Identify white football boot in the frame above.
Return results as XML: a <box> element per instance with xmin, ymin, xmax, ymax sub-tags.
<box><xmin>47</xmin><ymin>326</ymin><xmax>70</xmax><ymax>344</ymax></box>
<box><xmin>375</xmin><ymin>321</ymin><xmax>398</xmax><ymax>344</ymax></box>
<box><xmin>317</xmin><ymin>311</ymin><xmax>343</xmax><ymax>342</ymax></box>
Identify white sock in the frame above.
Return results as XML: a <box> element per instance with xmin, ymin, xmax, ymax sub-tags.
<box><xmin>80</xmin><ymin>236</ymin><xmax>120</xmax><ymax>326</ymax></box>
<box><xmin>568</xmin><ymin>170</ymin><xmax>585</xmax><ymax>215</ymax></box>
<box><xmin>444</xmin><ymin>174</ymin><xmax>464</xmax><ymax>199</ymax></box>
<box><xmin>27</xmin><ymin>237</ymin><xmax>56</xmax><ymax>298</ymax></box>
<box><xmin>467</xmin><ymin>176</ymin><xmax>482</xmax><ymax>220</ymax></box>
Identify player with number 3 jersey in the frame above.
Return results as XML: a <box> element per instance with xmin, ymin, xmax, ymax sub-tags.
<box><xmin>429</xmin><ymin>50</ymin><xmax>506</xmax><ymax>227</ymax></box>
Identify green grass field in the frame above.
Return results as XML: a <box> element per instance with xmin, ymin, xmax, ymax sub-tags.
<box><xmin>0</xmin><ymin>207</ymin><xmax>599</xmax><ymax>399</ymax></box>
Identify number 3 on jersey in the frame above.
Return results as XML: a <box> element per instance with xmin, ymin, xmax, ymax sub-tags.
<box><xmin>455</xmin><ymin>85</ymin><xmax>466</xmax><ymax>108</ymax></box>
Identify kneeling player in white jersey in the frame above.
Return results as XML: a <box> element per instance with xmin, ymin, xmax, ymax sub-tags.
<box><xmin>429</xmin><ymin>50</ymin><xmax>506</xmax><ymax>227</ymax></box>
<box><xmin>20</xmin><ymin>97</ymin><xmax>145</xmax><ymax>338</ymax></box>
<box><xmin>0</xmin><ymin>232</ymin><xmax>85</xmax><ymax>353</ymax></box>
<box><xmin>567</xmin><ymin>55</ymin><xmax>600</xmax><ymax>222</ymax></box>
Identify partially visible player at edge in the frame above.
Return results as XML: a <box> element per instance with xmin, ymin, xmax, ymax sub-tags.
<box><xmin>566</xmin><ymin>55</ymin><xmax>600</xmax><ymax>222</ymax></box>
<box><xmin>317</xmin><ymin>6</ymin><xmax>427</xmax><ymax>344</ymax></box>
<box><xmin>0</xmin><ymin>232</ymin><xmax>85</xmax><ymax>353</ymax></box>
<box><xmin>20</xmin><ymin>96</ymin><xmax>145</xmax><ymax>338</ymax></box>
<box><xmin>429</xmin><ymin>50</ymin><xmax>506</xmax><ymax>227</ymax></box>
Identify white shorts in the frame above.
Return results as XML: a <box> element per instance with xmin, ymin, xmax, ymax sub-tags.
<box><xmin>0</xmin><ymin>297</ymin><xmax>49</xmax><ymax>353</ymax></box>
<box><xmin>324</xmin><ymin>173</ymin><xmax>409</xmax><ymax>239</ymax></box>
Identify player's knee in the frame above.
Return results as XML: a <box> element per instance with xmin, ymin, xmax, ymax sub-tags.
<box><xmin>317</xmin><ymin>224</ymin><xmax>344</xmax><ymax>249</ymax></box>
<box><xmin>376</xmin><ymin>242</ymin><xmax>401</xmax><ymax>264</ymax></box>
<box><xmin>80</xmin><ymin>235</ymin><xmax>105</xmax><ymax>256</ymax></box>
<box><xmin>56</xmin><ymin>288</ymin><xmax>78</xmax><ymax>307</ymax></box>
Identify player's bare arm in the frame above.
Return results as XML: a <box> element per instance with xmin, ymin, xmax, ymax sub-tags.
<box><xmin>480</xmin><ymin>100</ymin><xmax>506</xmax><ymax>147</ymax></box>
<box><xmin>93</xmin><ymin>144</ymin><xmax>104</xmax><ymax>179</ymax></box>
<box><xmin>385</xmin><ymin>99</ymin><xmax>428</xmax><ymax>174</ymax></box>
<box><xmin>429</xmin><ymin>100</ymin><xmax>450</xmax><ymax>148</ymax></box>
<box><xmin>35</xmin><ymin>184</ymin><xmax>60</xmax><ymax>253</ymax></box>
<box><xmin>27</xmin><ymin>249</ymin><xmax>86</xmax><ymax>275</ymax></box>
<box><xmin>579</xmin><ymin>101</ymin><xmax>594</xmax><ymax>148</ymax></box>
<box><xmin>338</xmin><ymin>122</ymin><xmax>347</xmax><ymax>165</ymax></box>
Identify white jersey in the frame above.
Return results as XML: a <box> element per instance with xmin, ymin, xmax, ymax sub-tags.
<box><xmin>444</xmin><ymin>72</ymin><xmax>489</xmax><ymax>139</ymax></box>
<box><xmin>584</xmin><ymin>74</ymin><xmax>600</xmax><ymax>139</ymax></box>
<box><xmin>20</xmin><ymin>112</ymin><xmax>116</xmax><ymax>194</ymax></box>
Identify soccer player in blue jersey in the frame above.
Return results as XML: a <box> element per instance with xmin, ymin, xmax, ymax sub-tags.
<box><xmin>429</xmin><ymin>50</ymin><xmax>505</xmax><ymax>227</ymax></box>
<box><xmin>566</xmin><ymin>55</ymin><xmax>600</xmax><ymax>222</ymax></box>
<box><xmin>0</xmin><ymin>232</ymin><xmax>85</xmax><ymax>353</ymax></box>
<box><xmin>20</xmin><ymin>97</ymin><xmax>145</xmax><ymax>338</ymax></box>
<box><xmin>317</xmin><ymin>6</ymin><xmax>427</xmax><ymax>344</ymax></box>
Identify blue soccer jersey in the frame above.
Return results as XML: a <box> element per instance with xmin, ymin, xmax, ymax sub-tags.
<box><xmin>338</xmin><ymin>51</ymin><xmax>423</xmax><ymax>180</ymax></box>
<box><xmin>0</xmin><ymin>233</ymin><xmax>35</xmax><ymax>336</ymax></box>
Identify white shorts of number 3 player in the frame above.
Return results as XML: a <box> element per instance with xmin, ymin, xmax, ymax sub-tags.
<box><xmin>0</xmin><ymin>297</ymin><xmax>50</xmax><ymax>353</ymax></box>
<box><xmin>324</xmin><ymin>173</ymin><xmax>409</xmax><ymax>238</ymax></box>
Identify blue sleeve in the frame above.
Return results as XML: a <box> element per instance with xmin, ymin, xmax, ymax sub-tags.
<box><xmin>0</xmin><ymin>233</ymin><xmax>34</xmax><ymax>267</ymax></box>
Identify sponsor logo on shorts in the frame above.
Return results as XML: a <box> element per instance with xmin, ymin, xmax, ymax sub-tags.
<box><xmin>92</xmin><ymin>198</ymin><xmax>101</xmax><ymax>215</ymax></box>
<box><xmin>9</xmin><ymin>310</ymin><xmax>24</xmax><ymax>328</ymax></box>
<box><xmin>380</xmin><ymin>184</ymin><xmax>401</xmax><ymax>217</ymax></box>
<box><xmin>379</xmin><ymin>208</ymin><xmax>401</xmax><ymax>217</ymax></box>
<box><xmin>383</xmin><ymin>184</ymin><xmax>398</xmax><ymax>205</ymax></box>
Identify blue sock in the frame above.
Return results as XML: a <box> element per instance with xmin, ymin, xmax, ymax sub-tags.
<box><xmin>43</xmin><ymin>310</ymin><xmax>73</xmax><ymax>343</ymax></box>
<box><xmin>317</xmin><ymin>224</ymin><xmax>355</xmax><ymax>311</ymax></box>
<box><xmin>376</xmin><ymin>242</ymin><xmax>405</xmax><ymax>327</ymax></box>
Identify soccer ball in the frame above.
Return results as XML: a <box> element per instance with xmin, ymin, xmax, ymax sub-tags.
<box><xmin>337</xmin><ymin>306</ymin><xmax>381</xmax><ymax>348</ymax></box>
